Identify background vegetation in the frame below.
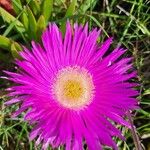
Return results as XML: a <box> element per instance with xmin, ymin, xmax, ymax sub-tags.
<box><xmin>0</xmin><ymin>0</ymin><xmax>150</xmax><ymax>149</ymax></box>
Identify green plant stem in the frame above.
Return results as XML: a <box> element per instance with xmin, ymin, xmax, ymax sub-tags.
<box><xmin>127</xmin><ymin>111</ymin><xmax>143</xmax><ymax>150</ymax></box>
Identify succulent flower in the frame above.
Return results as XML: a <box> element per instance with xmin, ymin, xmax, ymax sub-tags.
<box><xmin>5</xmin><ymin>21</ymin><xmax>138</xmax><ymax>150</ymax></box>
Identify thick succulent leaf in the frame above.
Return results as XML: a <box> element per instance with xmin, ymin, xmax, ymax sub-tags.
<box><xmin>37</xmin><ymin>15</ymin><xmax>46</xmax><ymax>42</ymax></box>
<box><xmin>0</xmin><ymin>35</ymin><xmax>22</xmax><ymax>59</ymax></box>
<box><xmin>11</xmin><ymin>42</ymin><xmax>22</xmax><ymax>59</ymax></box>
<box><xmin>60</xmin><ymin>0</ymin><xmax>77</xmax><ymax>35</ymax></box>
<box><xmin>21</xmin><ymin>10</ymin><xmax>29</xmax><ymax>30</ymax></box>
<box><xmin>41</xmin><ymin>0</ymin><xmax>53</xmax><ymax>23</ymax></box>
<box><xmin>28</xmin><ymin>0</ymin><xmax>41</xmax><ymax>16</ymax></box>
<box><xmin>0</xmin><ymin>35</ymin><xmax>11</xmax><ymax>50</ymax></box>
<box><xmin>65</xmin><ymin>0</ymin><xmax>77</xmax><ymax>17</ymax></box>
<box><xmin>27</xmin><ymin>7</ymin><xmax>37</xmax><ymax>40</ymax></box>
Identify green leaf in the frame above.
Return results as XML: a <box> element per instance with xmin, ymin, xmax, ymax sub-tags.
<box><xmin>137</xmin><ymin>109</ymin><xmax>150</xmax><ymax>117</ymax></box>
<box><xmin>41</xmin><ymin>0</ymin><xmax>53</xmax><ymax>23</ymax></box>
<box><xmin>65</xmin><ymin>0</ymin><xmax>77</xmax><ymax>17</ymax></box>
<box><xmin>60</xmin><ymin>0</ymin><xmax>77</xmax><ymax>35</ymax></box>
<box><xmin>0</xmin><ymin>7</ymin><xmax>24</xmax><ymax>33</ymax></box>
<box><xmin>29</xmin><ymin>0</ymin><xmax>41</xmax><ymax>16</ymax></box>
<box><xmin>25</xmin><ymin>0</ymin><xmax>30</xmax><ymax>3</ymax></box>
<box><xmin>0</xmin><ymin>36</ymin><xmax>11</xmax><ymax>50</ymax></box>
<box><xmin>78</xmin><ymin>0</ymin><xmax>97</xmax><ymax>13</ymax></box>
<box><xmin>0</xmin><ymin>35</ymin><xmax>22</xmax><ymax>59</ymax></box>
<box><xmin>37</xmin><ymin>15</ymin><xmax>46</xmax><ymax>42</ymax></box>
<box><xmin>143</xmin><ymin>89</ymin><xmax>150</xmax><ymax>96</ymax></box>
<box><xmin>137</xmin><ymin>22</ymin><xmax>150</xmax><ymax>36</ymax></box>
<box><xmin>27</xmin><ymin>7</ymin><xmax>37</xmax><ymax>40</ymax></box>
<box><xmin>11</xmin><ymin>42</ymin><xmax>22</xmax><ymax>59</ymax></box>
<box><xmin>21</xmin><ymin>9</ymin><xmax>29</xmax><ymax>30</ymax></box>
<box><xmin>86</xmin><ymin>14</ymin><xmax>109</xmax><ymax>37</ymax></box>
<box><xmin>12</xmin><ymin>0</ymin><xmax>23</xmax><ymax>15</ymax></box>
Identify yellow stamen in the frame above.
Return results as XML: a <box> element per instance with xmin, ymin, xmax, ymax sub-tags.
<box><xmin>51</xmin><ymin>66</ymin><xmax>94</xmax><ymax>110</ymax></box>
<box><xmin>63</xmin><ymin>80</ymin><xmax>83</xmax><ymax>100</ymax></box>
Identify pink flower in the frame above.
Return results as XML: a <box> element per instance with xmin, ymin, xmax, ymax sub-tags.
<box><xmin>5</xmin><ymin>21</ymin><xmax>138</xmax><ymax>150</ymax></box>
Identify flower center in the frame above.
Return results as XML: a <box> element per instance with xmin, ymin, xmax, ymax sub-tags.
<box><xmin>51</xmin><ymin>66</ymin><xmax>95</xmax><ymax>110</ymax></box>
<box><xmin>63</xmin><ymin>80</ymin><xmax>84</xmax><ymax>100</ymax></box>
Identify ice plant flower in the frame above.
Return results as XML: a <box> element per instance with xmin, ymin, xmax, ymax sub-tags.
<box><xmin>5</xmin><ymin>21</ymin><xmax>138</xmax><ymax>150</ymax></box>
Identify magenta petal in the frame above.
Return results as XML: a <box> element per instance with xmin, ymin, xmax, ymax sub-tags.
<box><xmin>4</xmin><ymin>98</ymin><xmax>21</xmax><ymax>105</ymax></box>
<box><xmin>4</xmin><ymin>21</ymin><xmax>138</xmax><ymax>150</ymax></box>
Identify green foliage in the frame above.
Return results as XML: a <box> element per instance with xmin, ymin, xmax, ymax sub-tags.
<box><xmin>37</xmin><ymin>15</ymin><xmax>46</xmax><ymax>42</ymax></box>
<box><xmin>12</xmin><ymin>0</ymin><xmax>23</xmax><ymax>15</ymax></box>
<box><xmin>0</xmin><ymin>35</ymin><xmax>22</xmax><ymax>56</ymax></box>
<box><xmin>0</xmin><ymin>7</ymin><xmax>24</xmax><ymax>34</ymax></box>
<box><xmin>11</xmin><ymin>42</ymin><xmax>22</xmax><ymax>59</ymax></box>
<box><xmin>0</xmin><ymin>36</ymin><xmax>11</xmax><ymax>50</ymax></box>
<box><xmin>0</xmin><ymin>0</ymin><xmax>50</xmax><ymax>57</ymax></box>
<box><xmin>28</xmin><ymin>0</ymin><xmax>40</xmax><ymax>16</ymax></box>
<box><xmin>60</xmin><ymin>0</ymin><xmax>77</xmax><ymax>35</ymax></box>
<box><xmin>27</xmin><ymin>6</ymin><xmax>37</xmax><ymax>41</ymax></box>
<box><xmin>41</xmin><ymin>0</ymin><xmax>53</xmax><ymax>24</ymax></box>
<box><xmin>78</xmin><ymin>0</ymin><xmax>97</xmax><ymax>13</ymax></box>
<box><xmin>21</xmin><ymin>10</ymin><xmax>29</xmax><ymax>30</ymax></box>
